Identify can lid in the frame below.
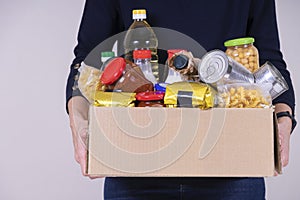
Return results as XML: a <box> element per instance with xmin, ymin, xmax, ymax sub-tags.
<box><xmin>167</xmin><ymin>49</ymin><xmax>184</xmax><ymax>60</ymax></box>
<box><xmin>100</xmin><ymin>57</ymin><xmax>126</xmax><ymax>85</ymax></box>
<box><xmin>198</xmin><ymin>50</ymin><xmax>229</xmax><ymax>84</ymax></box>
<box><xmin>224</xmin><ymin>37</ymin><xmax>255</xmax><ymax>47</ymax></box>
<box><xmin>136</xmin><ymin>91</ymin><xmax>165</xmax><ymax>101</ymax></box>
<box><xmin>173</xmin><ymin>54</ymin><xmax>189</xmax><ymax>70</ymax></box>
<box><xmin>101</xmin><ymin>51</ymin><xmax>115</xmax><ymax>58</ymax></box>
<box><xmin>133</xmin><ymin>49</ymin><xmax>151</xmax><ymax>59</ymax></box>
<box><xmin>132</xmin><ymin>9</ymin><xmax>147</xmax><ymax>20</ymax></box>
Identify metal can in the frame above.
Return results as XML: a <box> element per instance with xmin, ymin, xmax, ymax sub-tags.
<box><xmin>254</xmin><ymin>61</ymin><xmax>289</xmax><ymax>100</ymax></box>
<box><xmin>198</xmin><ymin>50</ymin><xmax>255</xmax><ymax>85</ymax></box>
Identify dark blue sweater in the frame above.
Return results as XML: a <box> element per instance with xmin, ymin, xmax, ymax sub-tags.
<box><xmin>66</xmin><ymin>0</ymin><xmax>295</xmax><ymax>114</ymax></box>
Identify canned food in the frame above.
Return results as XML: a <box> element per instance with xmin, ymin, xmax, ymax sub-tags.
<box><xmin>254</xmin><ymin>61</ymin><xmax>289</xmax><ymax>100</ymax></box>
<box><xmin>198</xmin><ymin>50</ymin><xmax>255</xmax><ymax>85</ymax></box>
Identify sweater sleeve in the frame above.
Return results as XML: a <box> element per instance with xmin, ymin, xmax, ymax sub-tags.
<box><xmin>66</xmin><ymin>0</ymin><xmax>124</xmax><ymax>113</ymax></box>
<box><xmin>247</xmin><ymin>0</ymin><xmax>296</xmax><ymax>115</ymax></box>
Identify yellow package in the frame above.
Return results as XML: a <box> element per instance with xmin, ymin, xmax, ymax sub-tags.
<box><xmin>94</xmin><ymin>91</ymin><xmax>136</xmax><ymax>107</ymax></box>
<box><xmin>164</xmin><ymin>82</ymin><xmax>215</xmax><ymax>109</ymax></box>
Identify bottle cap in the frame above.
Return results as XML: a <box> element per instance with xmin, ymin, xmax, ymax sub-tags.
<box><xmin>100</xmin><ymin>57</ymin><xmax>126</xmax><ymax>85</ymax></box>
<box><xmin>133</xmin><ymin>49</ymin><xmax>151</xmax><ymax>59</ymax></box>
<box><xmin>132</xmin><ymin>9</ymin><xmax>147</xmax><ymax>20</ymax></box>
<box><xmin>224</xmin><ymin>37</ymin><xmax>255</xmax><ymax>47</ymax></box>
<box><xmin>101</xmin><ymin>51</ymin><xmax>115</xmax><ymax>62</ymax></box>
<box><xmin>101</xmin><ymin>51</ymin><xmax>115</xmax><ymax>58</ymax></box>
<box><xmin>136</xmin><ymin>91</ymin><xmax>165</xmax><ymax>101</ymax></box>
<box><xmin>173</xmin><ymin>54</ymin><xmax>189</xmax><ymax>70</ymax></box>
<box><xmin>167</xmin><ymin>49</ymin><xmax>185</xmax><ymax>60</ymax></box>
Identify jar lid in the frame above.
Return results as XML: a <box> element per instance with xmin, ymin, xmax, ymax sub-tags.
<box><xmin>100</xmin><ymin>57</ymin><xmax>126</xmax><ymax>85</ymax></box>
<box><xmin>224</xmin><ymin>37</ymin><xmax>255</xmax><ymax>47</ymax></box>
<box><xmin>132</xmin><ymin>9</ymin><xmax>147</xmax><ymax>20</ymax></box>
<box><xmin>133</xmin><ymin>49</ymin><xmax>151</xmax><ymax>59</ymax></box>
<box><xmin>167</xmin><ymin>49</ymin><xmax>184</xmax><ymax>60</ymax></box>
<box><xmin>173</xmin><ymin>54</ymin><xmax>189</xmax><ymax>70</ymax></box>
<box><xmin>136</xmin><ymin>91</ymin><xmax>165</xmax><ymax>101</ymax></box>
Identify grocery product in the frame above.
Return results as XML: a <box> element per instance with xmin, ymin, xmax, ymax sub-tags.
<box><xmin>164</xmin><ymin>82</ymin><xmax>215</xmax><ymax>109</ymax></box>
<box><xmin>100</xmin><ymin>57</ymin><xmax>153</xmax><ymax>93</ymax></box>
<box><xmin>133</xmin><ymin>49</ymin><xmax>157</xmax><ymax>84</ymax></box>
<box><xmin>123</xmin><ymin>9</ymin><xmax>159</xmax><ymax>81</ymax></box>
<box><xmin>168</xmin><ymin>51</ymin><xmax>200</xmax><ymax>81</ymax></box>
<box><xmin>254</xmin><ymin>61</ymin><xmax>289</xmax><ymax>100</ymax></box>
<box><xmin>154</xmin><ymin>83</ymin><xmax>167</xmax><ymax>92</ymax></box>
<box><xmin>78</xmin><ymin>63</ymin><xmax>103</xmax><ymax>102</ymax></box>
<box><xmin>224</xmin><ymin>37</ymin><xmax>259</xmax><ymax>73</ymax></box>
<box><xmin>164</xmin><ymin>49</ymin><xmax>184</xmax><ymax>83</ymax></box>
<box><xmin>217</xmin><ymin>83</ymin><xmax>271</xmax><ymax>108</ymax></box>
<box><xmin>100</xmin><ymin>51</ymin><xmax>115</xmax><ymax>71</ymax></box>
<box><xmin>198</xmin><ymin>50</ymin><xmax>254</xmax><ymax>85</ymax></box>
<box><xmin>136</xmin><ymin>91</ymin><xmax>165</xmax><ymax>107</ymax></box>
<box><xmin>94</xmin><ymin>91</ymin><xmax>136</xmax><ymax>107</ymax></box>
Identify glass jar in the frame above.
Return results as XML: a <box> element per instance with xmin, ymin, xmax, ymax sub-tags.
<box><xmin>136</xmin><ymin>91</ymin><xmax>165</xmax><ymax>107</ymax></box>
<box><xmin>100</xmin><ymin>57</ymin><xmax>153</xmax><ymax>93</ymax></box>
<box><xmin>224</xmin><ymin>37</ymin><xmax>259</xmax><ymax>73</ymax></box>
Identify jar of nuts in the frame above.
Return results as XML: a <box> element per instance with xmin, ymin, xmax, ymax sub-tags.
<box><xmin>224</xmin><ymin>37</ymin><xmax>259</xmax><ymax>73</ymax></box>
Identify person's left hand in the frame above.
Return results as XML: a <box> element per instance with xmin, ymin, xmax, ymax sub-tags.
<box><xmin>277</xmin><ymin>116</ymin><xmax>292</xmax><ymax>167</ymax></box>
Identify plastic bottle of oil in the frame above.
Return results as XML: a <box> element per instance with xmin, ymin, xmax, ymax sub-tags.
<box><xmin>123</xmin><ymin>9</ymin><xmax>159</xmax><ymax>81</ymax></box>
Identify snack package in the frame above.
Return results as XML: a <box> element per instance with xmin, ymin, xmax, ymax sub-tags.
<box><xmin>78</xmin><ymin>63</ymin><xmax>104</xmax><ymax>103</ymax></box>
<box><xmin>217</xmin><ymin>83</ymin><xmax>272</xmax><ymax>108</ymax></box>
<box><xmin>164</xmin><ymin>82</ymin><xmax>215</xmax><ymax>109</ymax></box>
<box><xmin>94</xmin><ymin>91</ymin><xmax>136</xmax><ymax>107</ymax></box>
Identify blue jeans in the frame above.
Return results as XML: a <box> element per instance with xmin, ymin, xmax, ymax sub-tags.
<box><xmin>104</xmin><ymin>177</ymin><xmax>265</xmax><ymax>200</ymax></box>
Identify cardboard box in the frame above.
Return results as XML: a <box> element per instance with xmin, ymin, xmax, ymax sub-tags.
<box><xmin>87</xmin><ymin>107</ymin><xmax>281</xmax><ymax>177</ymax></box>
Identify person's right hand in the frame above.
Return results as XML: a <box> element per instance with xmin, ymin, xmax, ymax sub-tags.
<box><xmin>68</xmin><ymin>96</ymin><xmax>103</xmax><ymax>178</ymax></box>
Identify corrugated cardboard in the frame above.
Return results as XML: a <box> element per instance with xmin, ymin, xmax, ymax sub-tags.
<box><xmin>87</xmin><ymin>107</ymin><xmax>281</xmax><ymax>177</ymax></box>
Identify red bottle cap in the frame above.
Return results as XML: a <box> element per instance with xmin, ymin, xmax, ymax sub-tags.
<box><xmin>133</xmin><ymin>50</ymin><xmax>151</xmax><ymax>59</ymax></box>
<box><xmin>136</xmin><ymin>91</ymin><xmax>165</xmax><ymax>101</ymax></box>
<box><xmin>167</xmin><ymin>49</ymin><xmax>185</xmax><ymax>60</ymax></box>
<box><xmin>100</xmin><ymin>57</ymin><xmax>126</xmax><ymax>85</ymax></box>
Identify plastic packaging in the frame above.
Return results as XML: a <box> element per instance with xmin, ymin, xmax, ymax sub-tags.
<box><xmin>78</xmin><ymin>63</ymin><xmax>103</xmax><ymax>102</ymax></box>
<box><xmin>123</xmin><ymin>9</ymin><xmax>159</xmax><ymax>81</ymax></box>
<box><xmin>224</xmin><ymin>37</ymin><xmax>259</xmax><ymax>73</ymax></box>
<box><xmin>133</xmin><ymin>49</ymin><xmax>157</xmax><ymax>84</ymax></box>
<box><xmin>94</xmin><ymin>91</ymin><xmax>136</xmax><ymax>107</ymax></box>
<box><xmin>164</xmin><ymin>82</ymin><xmax>215</xmax><ymax>109</ymax></box>
<box><xmin>217</xmin><ymin>83</ymin><xmax>272</xmax><ymax>108</ymax></box>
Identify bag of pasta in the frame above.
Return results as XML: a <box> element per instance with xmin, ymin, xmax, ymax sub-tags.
<box><xmin>217</xmin><ymin>83</ymin><xmax>272</xmax><ymax>108</ymax></box>
<box><xmin>78</xmin><ymin>63</ymin><xmax>105</xmax><ymax>103</ymax></box>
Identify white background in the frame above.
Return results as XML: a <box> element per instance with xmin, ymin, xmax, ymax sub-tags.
<box><xmin>0</xmin><ymin>1</ymin><xmax>299</xmax><ymax>199</ymax></box>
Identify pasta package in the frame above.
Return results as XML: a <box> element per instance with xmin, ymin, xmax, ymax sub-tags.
<box><xmin>217</xmin><ymin>83</ymin><xmax>272</xmax><ymax>108</ymax></box>
<box><xmin>78</xmin><ymin>64</ymin><xmax>104</xmax><ymax>102</ymax></box>
<box><xmin>164</xmin><ymin>82</ymin><xmax>215</xmax><ymax>109</ymax></box>
<box><xmin>94</xmin><ymin>91</ymin><xmax>136</xmax><ymax>107</ymax></box>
